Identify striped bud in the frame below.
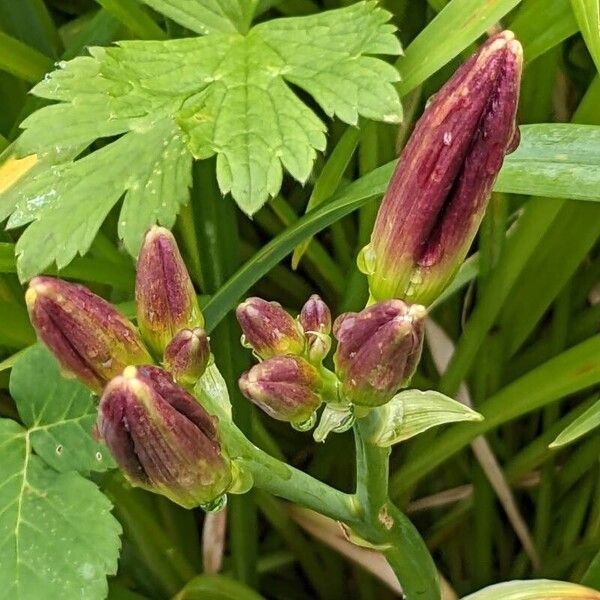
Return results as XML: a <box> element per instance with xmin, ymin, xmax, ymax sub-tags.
<box><xmin>299</xmin><ymin>294</ymin><xmax>332</xmax><ymax>363</ymax></box>
<box><xmin>333</xmin><ymin>300</ymin><xmax>426</xmax><ymax>406</ymax></box>
<box><xmin>136</xmin><ymin>226</ymin><xmax>203</xmax><ymax>355</ymax></box>
<box><xmin>361</xmin><ymin>31</ymin><xmax>522</xmax><ymax>305</ymax></box>
<box><xmin>163</xmin><ymin>328</ymin><xmax>210</xmax><ymax>385</ymax></box>
<box><xmin>98</xmin><ymin>365</ymin><xmax>231</xmax><ymax>508</ymax></box>
<box><xmin>26</xmin><ymin>276</ymin><xmax>151</xmax><ymax>393</ymax></box>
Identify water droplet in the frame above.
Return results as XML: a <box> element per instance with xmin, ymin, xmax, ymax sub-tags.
<box><xmin>292</xmin><ymin>412</ymin><xmax>317</xmax><ymax>432</ymax></box>
<box><xmin>95</xmin><ymin>451</ymin><xmax>103</xmax><ymax>461</ymax></box>
<box><xmin>55</xmin><ymin>444</ymin><xmax>63</xmax><ymax>455</ymax></box>
<box><xmin>443</xmin><ymin>131</ymin><xmax>453</xmax><ymax>146</ymax></box>
<box><xmin>201</xmin><ymin>494</ymin><xmax>227</xmax><ymax>513</ymax></box>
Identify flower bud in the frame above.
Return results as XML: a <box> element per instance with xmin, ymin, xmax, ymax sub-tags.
<box><xmin>239</xmin><ymin>356</ymin><xmax>322</xmax><ymax>425</ymax></box>
<box><xmin>361</xmin><ymin>31</ymin><xmax>522</xmax><ymax>305</ymax></box>
<box><xmin>136</xmin><ymin>226</ymin><xmax>203</xmax><ymax>355</ymax></box>
<box><xmin>26</xmin><ymin>276</ymin><xmax>151</xmax><ymax>393</ymax></box>
<box><xmin>299</xmin><ymin>294</ymin><xmax>332</xmax><ymax>363</ymax></box>
<box><xmin>236</xmin><ymin>297</ymin><xmax>305</xmax><ymax>359</ymax></box>
<box><xmin>333</xmin><ymin>300</ymin><xmax>426</xmax><ymax>407</ymax></box>
<box><xmin>163</xmin><ymin>327</ymin><xmax>210</xmax><ymax>385</ymax></box>
<box><xmin>97</xmin><ymin>365</ymin><xmax>231</xmax><ymax>508</ymax></box>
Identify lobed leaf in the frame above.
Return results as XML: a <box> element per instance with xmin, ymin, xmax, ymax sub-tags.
<box><xmin>9</xmin><ymin>345</ymin><xmax>115</xmax><ymax>472</ymax></box>
<box><xmin>461</xmin><ymin>579</ymin><xmax>600</xmax><ymax>599</ymax></box>
<box><xmin>0</xmin><ymin>419</ymin><xmax>121</xmax><ymax>600</ymax></box>
<box><xmin>2</xmin><ymin>1</ymin><xmax>402</xmax><ymax>280</ymax></box>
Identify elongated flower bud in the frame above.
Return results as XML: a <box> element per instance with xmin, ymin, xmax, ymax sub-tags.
<box><xmin>361</xmin><ymin>31</ymin><xmax>522</xmax><ymax>305</ymax></box>
<box><xmin>239</xmin><ymin>356</ymin><xmax>322</xmax><ymax>425</ymax></box>
<box><xmin>26</xmin><ymin>276</ymin><xmax>151</xmax><ymax>393</ymax></box>
<box><xmin>333</xmin><ymin>300</ymin><xmax>426</xmax><ymax>407</ymax></box>
<box><xmin>136</xmin><ymin>226</ymin><xmax>203</xmax><ymax>355</ymax></box>
<box><xmin>236</xmin><ymin>297</ymin><xmax>305</xmax><ymax>359</ymax></box>
<box><xmin>299</xmin><ymin>294</ymin><xmax>332</xmax><ymax>363</ymax></box>
<box><xmin>164</xmin><ymin>328</ymin><xmax>210</xmax><ymax>385</ymax></box>
<box><xmin>98</xmin><ymin>365</ymin><xmax>231</xmax><ymax>508</ymax></box>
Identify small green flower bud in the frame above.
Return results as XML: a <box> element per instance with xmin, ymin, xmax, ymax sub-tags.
<box><xmin>361</xmin><ymin>31</ymin><xmax>522</xmax><ymax>305</ymax></box>
<box><xmin>164</xmin><ymin>328</ymin><xmax>210</xmax><ymax>385</ymax></box>
<box><xmin>97</xmin><ymin>365</ymin><xmax>232</xmax><ymax>508</ymax></box>
<box><xmin>333</xmin><ymin>300</ymin><xmax>426</xmax><ymax>407</ymax></box>
<box><xmin>239</xmin><ymin>355</ymin><xmax>322</xmax><ymax>425</ymax></box>
<box><xmin>26</xmin><ymin>276</ymin><xmax>151</xmax><ymax>393</ymax></box>
<box><xmin>299</xmin><ymin>294</ymin><xmax>332</xmax><ymax>363</ymax></box>
<box><xmin>236</xmin><ymin>297</ymin><xmax>305</xmax><ymax>359</ymax></box>
<box><xmin>136</xmin><ymin>226</ymin><xmax>203</xmax><ymax>355</ymax></box>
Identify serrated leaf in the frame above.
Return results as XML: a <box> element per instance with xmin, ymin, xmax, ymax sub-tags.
<box><xmin>370</xmin><ymin>389</ymin><xmax>483</xmax><ymax>447</ymax></box>
<box><xmin>461</xmin><ymin>579</ymin><xmax>600</xmax><ymax>599</ymax></box>
<box><xmin>4</xmin><ymin>1</ymin><xmax>401</xmax><ymax>279</ymax></box>
<box><xmin>549</xmin><ymin>396</ymin><xmax>600</xmax><ymax>448</ymax></box>
<box><xmin>9</xmin><ymin>344</ymin><xmax>115</xmax><ymax>472</ymax></box>
<box><xmin>139</xmin><ymin>0</ymin><xmax>259</xmax><ymax>34</ymax></box>
<box><xmin>0</xmin><ymin>419</ymin><xmax>121</xmax><ymax>600</ymax></box>
<box><xmin>9</xmin><ymin>119</ymin><xmax>191</xmax><ymax>280</ymax></box>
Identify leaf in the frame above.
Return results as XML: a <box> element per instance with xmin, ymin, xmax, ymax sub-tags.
<box><xmin>9</xmin><ymin>119</ymin><xmax>192</xmax><ymax>279</ymax></box>
<box><xmin>370</xmin><ymin>390</ymin><xmax>483</xmax><ymax>447</ymax></box>
<box><xmin>4</xmin><ymin>2</ymin><xmax>402</xmax><ymax>280</ymax></box>
<box><xmin>550</xmin><ymin>397</ymin><xmax>600</xmax><ymax>447</ymax></box>
<box><xmin>138</xmin><ymin>0</ymin><xmax>259</xmax><ymax>34</ymax></box>
<box><xmin>461</xmin><ymin>579</ymin><xmax>600</xmax><ymax>599</ymax></box>
<box><xmin>571</xmin><ymin>0</ymin><xmax>600</xmax><ymax>73</ymax></box>
<box><xmin>495</xmin><ymin>124</ymin><xmax>600</xmax><ymax>202</ymax></box>
<box><xmin>174</xmin><ymin>573</ymin><xmax>266</xmax><ymax>600</ymax></box>
<box><xmin>398</xmin><ymin>0</ymin><xmax>522</xmax><ymax>95</ymax></box>
<box><xmin>0</xmin><ymin>419</ymin><xmax>121</xmax><ymax>600</ymax></box>
<box><xmin>9</xmin><ymin>344</ymin><xmax>115</xmax><ymax>472</ymax></box>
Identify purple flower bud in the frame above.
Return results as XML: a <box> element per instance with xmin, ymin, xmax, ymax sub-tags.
<box><xmin>163</xmin><ymin>327</ymin><xmax>210</xmax><ymax>385</ymax></box>
<box><xmin>333</xmin><ymin>300</ymin><xmax>426</xmax><ymax>407</ymax></box>
<box><xmin>299</xmin><ymin>294</ymin><xmax>332</xmax><ymax>363</ymax></box>
<box><xmin>239</xmin><ymin>356</ymin><xmax>322</xmax><ymax>425</ymax></box>
<box><xmin>136</xmin><ymin>226</ymin><xmax>203</xmax><ymax>355</ymax></box>
<box><xmin>236</xmin><ymin>297</ymin><xmax>305</xmax><ymax>359</ymax></box>
<box><xmin>26</xmin><ymin>276</ymin><xmax>152</xmax><ymax>393</ymax></box>
<box><xmin>98</xmin><ymin>365</ymin><xmax>231</xmax><ymax>508</ymax></box>
<box><xmin>362</xmin><ymin>31</ymin><xmax>522</xmax><ymax>305</ymax></box>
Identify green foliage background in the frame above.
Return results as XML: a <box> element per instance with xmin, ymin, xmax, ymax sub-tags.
<box><xmin>0</xmin><ymin>0</ymin><xmax>599</xmax><ymax>599</ymax></box>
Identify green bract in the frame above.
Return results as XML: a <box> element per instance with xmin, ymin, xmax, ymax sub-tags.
<box><xmin>2</xmin><ymin>1</ymin><xmax>401</xmax><ymax>280</ymax></box>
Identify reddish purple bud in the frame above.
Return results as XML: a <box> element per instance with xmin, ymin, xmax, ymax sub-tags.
<box><xmin>136</xmin><ymin>226</ymin><xmax>203</xmax><ymax>355</ymax></box>
<box><xmin>299</xmin><ymin>294</ymin><xmax>332</xmax><ymax>363</ymax></box>
<box><xmin>333</xmin><ymin>300</ymin><xmax>426</xmax><ymax>407</ymax></box>
<box><xmin>236</xmin><ymin>297</ymin><xmax>305</xmax><ymax>359</ymax></box>
<box><xmin>97</xmin><ymin>365</ymin><xmax>231</xmax><ymax>508</ymax></box>
<box><xmin>163</xmin><ymin>327</ymin><xmax>210</xmax><ymax>385</ymax></box>
<box><xmin>26</xmin><ymin>276</ymin><xmax>152</xmax><ymax>393</ymax></box>
<box><xmin>362</xmin><ymin>31</ymin><xmax>522</xmax><ymax>305</ymax></box>
<box><xmin>239</xmin><ymin>356</ymin><xmax>322</xmax><ymax>425</ymax></box>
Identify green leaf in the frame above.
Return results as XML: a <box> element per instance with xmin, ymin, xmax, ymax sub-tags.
<box><xmin>138</xmin><ymin>0</ymin><xmax>259</xmax><ymax>34</ymax></box>
<box><xmin>461</xmin><ymin>579</ymin><xmax>600</xmax><ymax>599</ymax></box>
<box><xmin>6</xmin><ymin>2</ymin><xmax>400</xmax><ymax>276</ymax></box>
<box><xmin>9</xmin><ymin>345</ymin><xmax>115</xmax><ymax>472</ymax></box>
<box><xmin>550</xmin><ymin>397</ymin><xmax>600</xmax><ymax>447</ymax></box>
<box><xmin>0</xmin><ymin>419</ymin><xmax>121</xmax><ymax>600</ymax></box>
<box><xmin>370</xmin><ymin>390</ymin><xmax>483</xmax><ymax>447</ymax></box>
<box><xmin>0</xmin><ymin>30</ymin><xmax>53</xmax><ymax>82</ymax></box>
<box><xmin>398</xmin><ymin>0</ymin><xmax>522</xmax><ymax>95</ymax></box>
<box><xmin>495</xmin><ymin>124</ymin><xmax>600</xmax><ymax>202</ymax></box>
<box><xmin>571</xmin><ymin>0</ymin><xmax>600</xmax><ymax>73</ymax></box>
<box><xmin>174</xmin><ymin>573</ymin><xmax>266</xmax><ymax>600</ymax></box>
<box><xmin>94</xmin><ymin>0</ymin><xmax>167</xmax><ymax>40</ymax></box>
<box><xmin>9</xmin><ymin>119</ymin><xmax>192</xmax><ymax>279</ymax></box>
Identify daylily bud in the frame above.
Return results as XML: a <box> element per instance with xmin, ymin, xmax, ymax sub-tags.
<box><xmin>164</xmin><ymin>327</ymin><xmax>210</xmax><ymax>385</ymax></box>
<box><xmin>136</xmin><ymin>226</ymin><xmax>203</xmax><ymax>355</ymax></box>
<box><xmin>98</xmin><ymin>365</ymin><xmax>232</xmax><ymax>508</ymax></box>
<box><xmin>236</xmin><ymin>297</ymin><xmax>305</xmax><ymax>359</ymax></box>
<box><xmin>26</xmin><ymin>276</ymin><xmax>151</xmax><ymax>393</ymax></box>
<box><xmin>361</xmin><ymin>31</ymin><xmax>522</xmax><ymax>305</ymax></box>
<box><xmin>239</xmin><ymin>356</ymin><xmax>322</xmax><ymax>425</ymax></box>
<box><xmin>299</xmin><ymin>294</ymin><xmax>332</xmax><ymax>363</ymax></box>
<box><xmin>333</xmin><ymin>300</ymin><xmax>426</xmax><ymax>407</ymax></box>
